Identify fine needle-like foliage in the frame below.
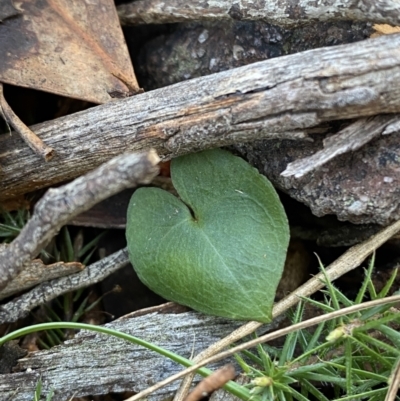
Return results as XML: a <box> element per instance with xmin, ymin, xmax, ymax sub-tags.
<box><xmin>0</xmin><ymin>208</ymin><xmax>107</xmax><ymax>349</ymax></box>
<box><xmin>236</xmin><ymin>254</ymin><xmax>400</xmax><ymax>401</ymax></box>
<box><xmin>0</xmin><ymin>208</ymin><xmax>30</xmax><ymax>242</ymax></box>
<box><xmin>34</xmin><ymin>226</ymin><xmax>107</xmax><ymax>349</ymax></box>
<box><xmin>1</xmin><ymin>255</ymin><xmax>399</xmax><ymax>401</ymax></box>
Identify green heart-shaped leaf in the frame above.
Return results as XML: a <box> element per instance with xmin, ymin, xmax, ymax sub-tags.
<box><xmin>126</xmin><ymin>149</ymin><xmax>289</xmax><ymax>322</ymax></box>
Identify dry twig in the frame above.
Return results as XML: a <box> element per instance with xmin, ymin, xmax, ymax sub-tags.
<box><xmin>0</xmin><ymin>83</ymin><xmax>54</xmax><ymax>161</ymax></box>
<box><xmin>0</xmin><ymin>151</ymin><xmax>160</xmax><ymax>291</ymax></box>
<box><xmin>117</xmin><ymin>0</ymin><xmax>400</xmax><ymax>27</ymax></box>
<box><xmin>385</xmin><ymin>357</ymin><xmax>400</xmax><ymax>401</ymax></box>
<box><xmin>0</xmin><ymin>248</ymin><xmax>130</xmax><ymax>323</ymax></box>
<box><xmin>281</xmin><ymin>115</ymin><xmax>399</xmax><ymax>178</ymax></box>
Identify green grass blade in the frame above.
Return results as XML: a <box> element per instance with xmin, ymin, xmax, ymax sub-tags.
<box><xmin>377</xmin><ymin>268</ymin><xmax>398</xmax><ymax>298</ymax></box>
<box><xmin>324</xmin><ymin>359</ymin><xmax>389</xmax><ymax>382</ymax></box>
<box><xmin>71</xmin><ymin>294</ymin><xmax>91</xmax><ymax>322</ymax></box>
<box><xmin>301</xmin><ymin>296</ymin><xmax>334</xmax><ymax>313</ymax></box>
<box><xmin>291</xmin><ymin>341</ymin><xmax>331</xmax><ymax>366</ymax></box>
<box><xmin>300</xmin><ymin>379</ymin><xmax>330</xmax><ymax>401</ymax></box>
<box><xmin>355</xmin><ymin>331</ymin><xmax>399</xmax><ymax>356</ymax></box>
<box><xmin>350</xmin><ymin>335</ymin><xmax>393</xmax><ymax>369</ymax></box>
<box><xmin>323</xmin><ymin>286</ymin><xmax>353</xmax><ymax>308</ymax></box>
<box><xmin>78</xmin><ymin>231</ymin><xmax>107</xmax><ymax>259</ymax></box>
<box><xmin>287</xmin><ymin>385</ymin><xmax>316</xmax><ymax>401</ymax></box>
<box><xmin>332</xmin><ymin>387</ymin><xmax>388</xmax><ymax>401</ymax></box>
<box><xmin>355</xmin><ymin>254</ymin><xmax>375</xmax><ymax>304</ymax></box>
<box><xmin>304</xmin><ymin>321</ymin><xmax>326</xmax><ymax>353</ymax></box>
<box><xmin>238</xmin><ymin>349</ymin><xmax>263</xmax><ymax>367</ymax></box>
<box><xmin>359</xmin><ymin>302</ymin><xmax>400</xmax><ymax>321</ymax></box>
<box><xmin>344</xmin><ymin>338</ymin><xmax>353</xmax><ymax>396</ymax></box>
<box><xmin>33</xmin><ymin>379</ymin><xmax>42</xmax><ymax>401</ymax></box>
<box><xmin>376</xmin><ymin>324</ymin><xmax>400</xmax><ymax>349</ymax></box>
<box><xmin>233</xmin><ymin>353</ymin><xmax>252</xmax><ymax>374</ymax></box>
<box><xmin>279</xmin><ymin>303</ymin><xmax>303</xmax><ymax>366</ymax></box>
<box><xmin>358</xmin><ymin>313</ymin><xmax>400</xmax><ymax>331</ymax></box>
<box><xmin>45</xmin><ymin>388</ymin><xmax>54</xmax><ymax>401</ymax></box>
<box><xmin>61</xmin><ymin>227</ymin><xmax>74</xmax><ymax>262</ymax></box>
<box><xmin>316</xmin><ymin>256</ymin><xmax>341</xmax><ymax>313</ymax></box>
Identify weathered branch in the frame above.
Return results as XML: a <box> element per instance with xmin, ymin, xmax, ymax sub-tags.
<box><xmin>0</xmin><ymin>248</ymin><xmax>129</xmax><ymax>323</ymax></box>
<box><xmin>0</xmin><ymin>151</ymin><xmax>160</xmax><ymax>291</ymax></box>
<box><xmin>0</xmin><ymin>305</ymin><xmax>247</xmax><ymax>401</ymax></box>
<box><xmin>281</xmin><ymin>115</ymin><xmax>399</xmax><ymax>178</ymax></box>
<box><xmin>1</xmin><ymin>33</ymin><xmax>400</xmax><ymax>202</ymax></box>
<box><xmin>117</xmin><ymin>0</ymin><xmax>400</xmax><ymax>27</ymax></box>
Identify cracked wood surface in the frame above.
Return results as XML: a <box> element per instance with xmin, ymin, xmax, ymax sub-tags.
<box><xmin>1</xmin><ymin>33</ymin><xmax>400</xmax><ymax>201</ymax></box>
<box><xmin>117</xmin><ymin>0</ymin><xmax>400</xmax><ymax>27</ymax></box>
<box><xmin>0</xmin><ymin>305</ymin><xmax>245</xmax><ymax>401</ymax></box>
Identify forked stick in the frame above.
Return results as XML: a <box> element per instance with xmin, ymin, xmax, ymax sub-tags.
<box><xmin>0</xmin><ymin>150</ymin><xmax>160</xmax><ymax>291</ymax></box>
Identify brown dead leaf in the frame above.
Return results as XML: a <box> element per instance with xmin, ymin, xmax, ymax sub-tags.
<box><xmin>371</xmin><ymin>24</ymin><xmax>400</xmax><ymax>38</ymax></box>
<box><xmin>0</xmin><ymin>0</ymin><xmax>140</xmax><ymax>104</ymax></box>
